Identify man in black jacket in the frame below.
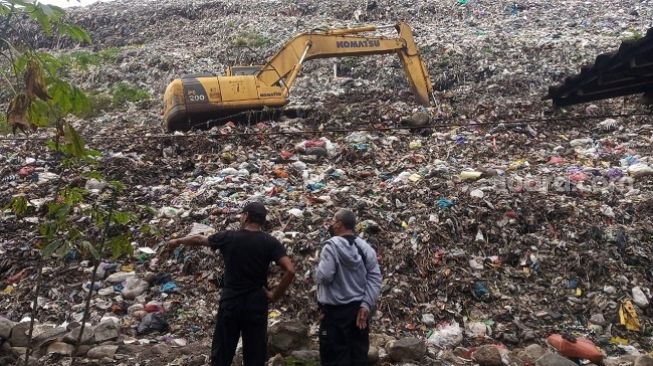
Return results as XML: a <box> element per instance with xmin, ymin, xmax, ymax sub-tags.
<box><xmin>166</xmin><ymin>202</ymin><xmax>295</xmax><ymax>366</ymax></box>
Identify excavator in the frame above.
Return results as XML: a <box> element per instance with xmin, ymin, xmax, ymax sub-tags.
<box><xmin>162</xmin><ymin>21</ymin><xmax>435</xmax><ymax>132</ymax></box>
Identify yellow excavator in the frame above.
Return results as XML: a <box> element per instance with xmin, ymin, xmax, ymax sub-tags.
<box><xmin>163</xmin><ymin>21</ymin><xmax>435</xmax><ymax>132</ymax></box>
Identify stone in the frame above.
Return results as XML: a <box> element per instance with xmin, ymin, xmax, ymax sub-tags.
<box><xmin>632</xmin><ymin>287</ymin><xmax>649</xmax><ymax>308</ymax></box>
<box><xmin>368</xmin><ymin>345</ymin><xmax>379</xmax><ymax>364</ymax></box>
<box><xmin>32</xmin><ymin>326</ymin><xmax>67</xmax><ymax>347</ymax></box>
<box><xmin>152</xmin><ymin>343</ymin><xmax>170</xmax><ymax>355</ymax></box>
<box><xmin>94</xmin><ymin>321</ymin><xmax>119</xmax><ymax>342</ymax></box>
<box><xmin>9</xmin><ymin>322</ymin><xmax>31</xmax><ymax>347</ymax></box>
<box><xmin>0</xmin><ymin>317</ymin><xmax>15</xmax><ymax>339</ymax></box>
<box><xmin>387</xmin><ymin>337</ymin><xmax>426</xmax><ymax>362</ymax></box>
<box><xmin>510</xmin><ymin>344</ymin><xmax>546</xmax><ymax>365</ymax></box>
<box><xmin>268</xmin><ymin>320</ymin><xmax>309</xmax><ymax>356</ymax></box>
<box><xmin>46</xmin><ymin>342</ymin><xmax>74</xmax><ymax>355</ymax></box>
<box><xmin>369</xmin><ymin>333</ymin><xmax>395</xmax><ymax>349</ymax></box>
<box><xmin>76</xmin><ymin>345</ymin><xmax>91</xmax><ymax>356</ymax></box>
<box><xmin>473</xmin><ymin>345</ymin><xmax>503</xmax><ymax>366</ymax></box>
<box><xmin>63</xmin><ymin>325</ymin><xmax>95</xmax><ymax>345</ymax></box>
<box><xmin>289</xmin><ymin>350</ymin><xmax>319</xmax><ymax>362</ymax></box>
<box><xmin>87</xmin><ymin>345</ymin><xmax>119</xmax><ymax>359</ymax></box>
<box><xmin>121</xmin><ymin>277</ymin><xmax>149</xmax><ymax>299</ymax></box>
<box><xmin>267</xmin><ymin>354</ymin><xmax>284</xmax><ymax>366</ymax></box>
<box><xmin>536</xmin><ymin>352</ymin><xmax>579</xmax><ymax>366</ymax></box>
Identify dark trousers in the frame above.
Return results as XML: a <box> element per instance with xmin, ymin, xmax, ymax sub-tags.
<box><xmin>319</xmin><ymin>301</ymin><xmax>369</xmax><ymax>366</ymax></box>
<box><xmin>211</xmin><ymin>289</ymin><xmax>268</xmax><ymax>366</ymax></box>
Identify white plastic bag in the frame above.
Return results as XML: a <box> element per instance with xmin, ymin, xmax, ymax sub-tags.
<box><xmin>427</xmin><ymin>321</ymin><xmax>463</xmax><ymax>348</ymax></box>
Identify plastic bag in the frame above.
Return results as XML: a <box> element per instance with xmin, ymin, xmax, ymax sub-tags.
<box><xmin>427</xmin><ymin>321</ymin><xmax>463</xmax><ymax>347</ymax></box>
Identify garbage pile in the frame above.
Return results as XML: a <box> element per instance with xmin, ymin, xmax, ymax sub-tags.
<box><xmin>2</xmin><ymin>0</ymin><xmax>653</xmax><ymax>365</ymax></box>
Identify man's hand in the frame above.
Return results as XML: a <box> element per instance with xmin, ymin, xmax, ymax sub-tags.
<box><xmin>356</xmin><ymin>307</ymin><xmax>369</xmax><ymax>329</ymax></box>
<box><xmin>160</xmin><ymin>238</ymin><xmax>180</xmax><ymax>257</ymax></box>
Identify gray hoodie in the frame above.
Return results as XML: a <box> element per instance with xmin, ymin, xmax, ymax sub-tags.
<box><xmin>316</xmin><ymin>236</ymin><xmax>382</xmax><ymax>310</ymax></box>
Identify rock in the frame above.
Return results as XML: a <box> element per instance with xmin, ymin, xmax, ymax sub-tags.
<box><xmin>289</xmin><ymin>350</ymin><xmax>319</xmax><ymax>362</ymax></box>
<box><xmin>76</xmin><ymin>345</ymin><xmax>91</xmax><ymax>356</ymax></box>
<box><xmin>152</xmin><ymin>343</ymin><xmax>170</xmax><ymax>355</ymax></box>
<box><xmin>46</xmin><ymin>342</ymin><xmax>74</xmax><ymax>355</ymax></box>
<box><xmin>32</xmin><ymin>326</ymin><xmax>67</xmax><ymax>347</ymax></box>
<box><xmin>388</xmin><ymin>337</ymin><xmax>426</xmax><ymax>362</ymax></box>
<box><xmin>536</xmin><ymin>352</ymin><xmax>579</xmax><ymax>366</ymax></box>
<box><xmin>0</xmin><ymin>317</ymin><xmax>15</xmax><ymax>339</ymax></box>
<box><xmin>632</xmin><ymin>287</ymin><xmax>649</xmax><ymax>308</ymax></box>
<box><xmin>0</xmin><ymin>341</ymin><xmax>16</xmax><ymax>358</ymax></box>
<box><xmin>268</xmin><ymin>321</ymin><xmax>309</xmax><ymax>356</ymax></box>
<box><xmin>267</xmin><ymin>354</ymin><xmax>284</xmax><ymax>366</ymax></box>
<box><xmin>473</xmin><ymin>345</ymin><xmax>503</xmax><ymax>366</ymax></box>
<box><xmin>421</xmin><ymin>313</ymin><xmax>435</xmax><ymax>326</ymax></box>
<box><xmin>121</xmin><ymin>277</ymin><xmax>149</xmax><ymax>299</ymax></box>
<box><xmin>370</xmin><ymin>333</ymin><xmax>395</xmax><ymax>349</ymax></box>
<box><xmin>63</xmin><ymin>326</ymin><xmax>95</xmax><ymax>345</ymax></box>
<box><xmin>94</xmin><ymin>320</ymin><xmax>119</xmax><ymax>342</ymax></box>
<box><xmin>368</xmin><ymin>345</ymin><xmax>379</xmax><ymax>364</ymax></box>
<box><xmin>87</xmin><ymin>345</ymin><xmax>118</xmax><ymax>359</ymax></box>
<box><xmin>9</xmin><ymin>322</ymin><xmax>31</xmax><ymax>347</ymax></box>
<box><xmin>511</xmin><ymin>344</ymin><xmax>545</xmax><ymax>365</ymax></box>
<box><xmin>635</xmin><ymin>356</ymin><xmax>653</xmax><ymax>366</ymax></box>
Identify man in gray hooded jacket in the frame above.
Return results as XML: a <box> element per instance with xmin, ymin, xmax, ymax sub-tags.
<box><xmin>316</xmin><ymin>209</ymin><xmax>382</xmax><ymax>366</ymax></box>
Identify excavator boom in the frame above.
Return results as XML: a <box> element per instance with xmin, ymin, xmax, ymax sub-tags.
<box><xmin>163</xmin><ymin>21</ymin><xmax>434</xmax><ymax>131</ymax></box>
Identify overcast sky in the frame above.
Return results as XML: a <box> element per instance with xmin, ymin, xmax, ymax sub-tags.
<box><xmin>38</xmin><ymin>0</ymin><xmax>108</xmax><ymax>8</ymax></box>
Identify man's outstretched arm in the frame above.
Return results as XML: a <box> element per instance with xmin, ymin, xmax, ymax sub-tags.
<box><xmin>166</xmin><ymin>235</ymin><xmax>209</xmax><ymax>249</ymax></box>
<box><xmin>265</xmin><ymin>256</ymin><xmax>295</xmax><ymax>302</ymax></box>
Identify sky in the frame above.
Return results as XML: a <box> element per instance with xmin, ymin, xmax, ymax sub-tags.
<box><xmin>37</xmin><ymin>0</ymin><xmax>110</xmax><ymax>8</ymax></box>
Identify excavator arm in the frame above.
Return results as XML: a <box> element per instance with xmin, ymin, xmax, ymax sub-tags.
<box><xmin>162</xmin><ymin>21</ymin><xmax>434</xmax><ymax>131</ymax></box>
<box><xmin>257</xmin><ymin>21</ymin><xmax>434</xmax><ymax>104</ymax></box>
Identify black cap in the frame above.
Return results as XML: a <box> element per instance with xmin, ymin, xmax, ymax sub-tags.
<box><xmin>242</xmin><ymin>202</ymin><xmax>267</xmax><ymax>218</ymax></box>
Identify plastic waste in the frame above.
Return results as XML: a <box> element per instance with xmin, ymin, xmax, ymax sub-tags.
<box><xmin>137</xmin><ymin>313</ymin><xmax>169</xmax><ymax>335</ymax></box>
<box><xmin>427</xmin><ymin>321</ymin><xmax>463</xmax><ymax>347</ymax></box>
<box><xmin>546</xmin><ymin>334</ymin><xmax>604</xmax><ymax>362</ymax></box>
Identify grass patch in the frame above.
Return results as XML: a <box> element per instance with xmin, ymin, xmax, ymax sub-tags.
<box><xmin>75</xmin><ymin>91</ymin><xmax>113</xmax><ymax>118</ymax></box>
<box><xmin>111</xmin><ymin>82</ymin><xmax>150</xmax><ymax>107</ymax></box>
<box><xmin>60</xmin><ymin>47</ymin><xmax>122</xmax><ymax>71</ymax></box>
<box><xmin>232</xmin><ymin>31</ymin><xmax>271</xmax><ymax>47</ymax></box>
<box><xmin>0</xmin><ymin>113</ymin><xmax>10</xmax><ymax>134</ymax></box>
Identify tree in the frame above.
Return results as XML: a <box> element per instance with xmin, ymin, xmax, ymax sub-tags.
<box><xmin>2</xmin><ymin>2</ymin><xmax>146</xmax><ymax>364</ymax></box>
<box><xmin>1</xmin><ymin>0</ymin><xmax>91</xmax><ymax>134</ymax></box>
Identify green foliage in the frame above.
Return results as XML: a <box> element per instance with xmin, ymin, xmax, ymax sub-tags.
<box><xmin>61</xmin><ymin>47</ymin><xmax>122</xmax><ymax>71</ymax></box>
<box><xmin>0</xmin><ymin>1</ymin><xmax>91</xmax><ymax>42</ymax></box>
<box><xmin>0</xmin><ymin>113</ymin><xmax>10</xmax><ymax>134</ymax></box>
<box><xmin>233</xmin><ymin>31</ymin><xmax>271</xmax><ymax>47</ymax></box>
<box><xmin>76</xmin><ymin>91</ymin><xmax>113</xmax><ymax>118</ymax></box>
<box><xmin>624</xmin><ymin>27</ymin><xmax>643</xmax><ymax>41</ymax></box>
<box><xmin>111</xmin><ymin>82</ymin><xmax>150</xmax><ymax>106</ymax></box>
<box><xmin>6</xmin><ymin>195</ymin><xmax>28</xmax><ymax>217</ymax></box>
